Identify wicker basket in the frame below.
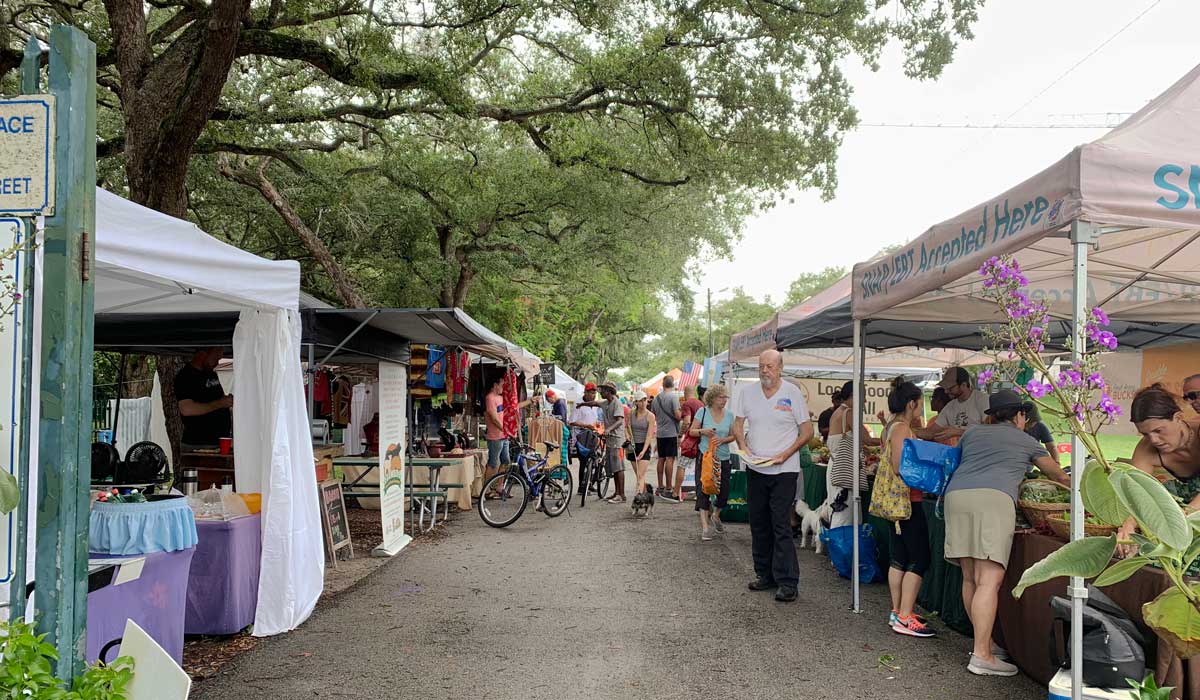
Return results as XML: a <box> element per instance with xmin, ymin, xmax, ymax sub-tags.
<box><xmin>1047</xmin><ymin>512</ymin><xmax>1118</xmax><ymax>541</ymax></box>
<box><xmin>1018</xmin><ymin>479</ymin><xmax>1070</xmax><ymax>532</ymax></box>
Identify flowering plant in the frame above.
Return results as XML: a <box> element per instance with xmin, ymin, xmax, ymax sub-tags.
<box><xmin>979</xmin><ymin>255</ymin><xmax>1200</xmax><ymax>659</ymax></box>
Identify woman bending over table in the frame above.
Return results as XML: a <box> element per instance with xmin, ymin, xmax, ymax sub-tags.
<box><xmin>1121</xmin><ymin>384</ymin><xmax>1200</xmax><ymax>557</ymax></box>
<box><xmin>942</xmin><ymin>389</ymin><xmax>1069</xmax><ymax>678</ymax></box>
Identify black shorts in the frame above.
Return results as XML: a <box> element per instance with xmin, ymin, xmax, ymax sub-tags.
<box><xmin>656</xmin><ymin>436</ymin><xmax>678</xmax><ymax>458</ymax></box>
<box><xmin>890</xmin><ymin>502</ymin><xmax>931</xmax><ymax>576</ymax></box>
<box><xmin>628</xmin><ymin>442</ymin><xmax>649</xmax><ymax>462</ymax></box>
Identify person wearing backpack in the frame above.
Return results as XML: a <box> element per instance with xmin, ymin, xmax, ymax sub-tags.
<box><xmin>873</xmin><ymin>377</ymin><xmax>935</xmax><ymax>639</ymax></box>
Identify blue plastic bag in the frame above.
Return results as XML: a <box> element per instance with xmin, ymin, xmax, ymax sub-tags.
<box><xmin>899</xmin><ymin>438</ymin><xmax>962</xmax><ymax>495</ymax></box>
<box><xmin>820</xmin><ymin>524</ymin><xmax>882</xmax><ymax>584</ymax></box>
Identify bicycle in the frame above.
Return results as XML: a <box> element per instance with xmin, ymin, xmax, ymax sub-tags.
<box><xmin>478</xmin><ymin>441</ymin><xmax>574</xmax><ymax>528</ymax></box>
<box><xmin>575</xmin><ymin>428</ymin><xmax>612</xmax><ymax>508</ymax></box>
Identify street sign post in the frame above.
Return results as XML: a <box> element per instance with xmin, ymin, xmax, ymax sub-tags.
<box><xmin>0</xmin><ymin>218</ymin><xmax>24</xmax><ymax>589</ymax></box>
<box><xmin>0</xmin><ymin>96</ymin><xmax>56</xmax><ymax>216</ymax></box>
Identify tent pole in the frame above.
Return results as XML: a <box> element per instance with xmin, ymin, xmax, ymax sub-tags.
<box><xmin>851</xmin><ymin>319</ymin><xmax>863</xmax><ymax>613</ymax></box>
<box><xmin>1069</xmin><ymin>220</ymin><xmax>1095</xmax><ymax>700</ymax></box>
<box><xmin>319</xmin><ymin>309</ymin><xmax>381</xmax><ymax>366</ymax></box>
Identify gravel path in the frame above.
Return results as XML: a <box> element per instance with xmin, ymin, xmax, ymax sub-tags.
<box><xmin>194</xmin><ymin>480</ymin><xmax>1045</xmax><ymax>700</ymax></box>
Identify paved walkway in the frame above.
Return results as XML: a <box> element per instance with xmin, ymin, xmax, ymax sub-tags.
<box><xmin>194</xmin><ymin>485</ymin><xmax>1044</xmax><ymax>699</ymax></box>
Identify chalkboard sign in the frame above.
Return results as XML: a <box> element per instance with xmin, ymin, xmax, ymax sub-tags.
<box><xmin>319</xmin><ymin>480</ymin><xmax>353</xmax><ymax>566</ymax></box>
<box><xmin>538</xmin><ymin>363</ymin><xmax>556</xmax><ymax>385</ymax></box>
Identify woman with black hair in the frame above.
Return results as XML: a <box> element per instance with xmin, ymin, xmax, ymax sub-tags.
<box><xmin>943</xmin><ymin>389</ymin><xmax>1068</xmax><ymax>677</ymax></box>
<box><xmin>875</xmin><ymin>377</ymin><xmax>935</xmax><ymax>638</ymax></box>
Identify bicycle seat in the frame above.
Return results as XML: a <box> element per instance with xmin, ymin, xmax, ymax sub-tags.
<box><xmin>542</xmin><ymin>441</ymin><xmax>560</xmax><ymax>453</ymax></box>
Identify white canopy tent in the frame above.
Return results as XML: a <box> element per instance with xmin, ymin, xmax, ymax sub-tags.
<box><xmin>549</xmin><ymin>366</ymin><xmax>585</xmax><ymax>403</ymax></box>
<box><xmin>14</xmin><ymin>188</ymin><xmax>322</xmax><ymax>637</ymax></box>
<box><xmin>834</xmin><ymin>63</ymin><xmax>1200</xmax><ymax>700</ymax></box>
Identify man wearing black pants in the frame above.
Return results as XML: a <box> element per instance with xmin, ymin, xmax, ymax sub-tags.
<box><xmin>733</xmin><ymin>349</ymin><xmax>813</xmax><ymax>602</ymax></box>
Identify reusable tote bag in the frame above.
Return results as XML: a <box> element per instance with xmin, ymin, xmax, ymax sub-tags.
<box><xmin>868</xmin><ymin>424</ymin><xmax>911</xmax><ymax>523</ymax></box>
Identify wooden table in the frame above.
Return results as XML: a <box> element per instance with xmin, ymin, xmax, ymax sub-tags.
<box><xmin>179</xmin><ymin>451</ymin><xmax>234</xmax><ymax>491</ymax></box>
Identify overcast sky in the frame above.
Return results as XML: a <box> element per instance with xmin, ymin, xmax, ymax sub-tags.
<box><xmin>692</xmin><ymin>0</ymin><xmax>1197</xmax><ymax>307</ymax></box>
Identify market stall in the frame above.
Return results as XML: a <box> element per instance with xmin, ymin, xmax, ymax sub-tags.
<box><xmin>776</xmin><ymin>62</ymin><xmax>1200</xmax><ymax>698</ymax></box>
<box><xmin>10</xmin><ymin>188</ymin><xmax>322</xmax><ymax>647</ymax></box>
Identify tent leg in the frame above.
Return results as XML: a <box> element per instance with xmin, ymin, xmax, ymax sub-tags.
<box><xmin>306</xmin><ymin>343</ymin><xmax>316</xmax><ymax>421</ymax></box>
<box><xmin>1069</xmin><ymin>220</ymin><xmax>1095</xmax><ymax>700</ymax></box>
<box><xmin>851</xmin><ymin>319</ymin><xmax>863</xmax><ymax>613</ymax></box>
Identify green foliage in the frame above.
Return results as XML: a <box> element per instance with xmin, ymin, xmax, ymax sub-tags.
<box><xmin>1110</xmin><ymin>468</ymin><xmax>1192</xmax><ymax>551</ymax></box>
<box><xmin>0</xmin><ymin>469</ymin><xmax>16</xmax><ymax>515</ymax></box>
<box><xmin>1091</xmin><ymin>556</ymin><xmax>1150</xmax><ymax>587</ymax></box>
<box><xmin>1143</xmin><ymin>586</ymin><xmax>1200</xmax><ymax>659</ymax></box>
<box><xmin>1012</xmin><ymin>535</ymin><xmax>1116</xmax><ymax>598</ymax></box>
<box><xmin>781</xmin><ymin>266</ymin><xmax>846</xmax><ymax>309</ymax></box>
<box><xmin>0</xmin><ymin>619</ymin><xmax>133</xmax><ymax>699</ymax></box>
<box><xmin>1081</xmin><ymin>460</ymin><xmax>1128</xmax><ymax>527</ymax></box>
<box><xmin>1126</xmin><ymin>673</ymin><xmax>1173</xmax><ymax>700</ymax></box>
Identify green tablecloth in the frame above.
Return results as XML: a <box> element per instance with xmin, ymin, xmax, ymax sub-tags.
<box><xmin>915</xmin><ymin>500</ymin><xmax>972</xmax><ymax>635</ymax></box>
<box><xmin>801</xmin><ymin>463</ymin><xmax>827</xmax><ymax>510</ymax></box>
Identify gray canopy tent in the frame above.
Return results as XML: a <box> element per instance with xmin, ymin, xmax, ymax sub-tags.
<box><xmin>775</xmin><ymin>62</ymin><xmax>1200</xmax><ymax>699</ymax></box>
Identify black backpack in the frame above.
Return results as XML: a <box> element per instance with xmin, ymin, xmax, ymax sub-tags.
<box><xmin>1049</xmin><ymin>584</ymin><xmax>1146</xmax><ymax>689</ymax></box>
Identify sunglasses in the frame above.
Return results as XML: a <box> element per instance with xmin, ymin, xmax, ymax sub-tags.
<box><xmin>1185</xmin><ymin>391</ymin><xmax>1200</xmax><ymax>402</ymax></box>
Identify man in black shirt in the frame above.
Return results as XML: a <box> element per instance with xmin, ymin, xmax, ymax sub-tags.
<box><xmin>817</xmin><ymin>391</ymin><xmax>842</xmax><ymax>443</ymax></box>
<box><xmin>175</xmin><ymin>347</ymin><xmax>233</xmax><ymax>446</ymax></box>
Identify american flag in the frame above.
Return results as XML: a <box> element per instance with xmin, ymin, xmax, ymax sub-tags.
<box><xmin>679</xmin><ymin>361</ymin><xmax>702</xmax><ymax>388</ymax></box>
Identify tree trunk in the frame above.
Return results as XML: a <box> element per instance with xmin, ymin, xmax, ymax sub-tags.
<box><xmin>121</xmin><ymin>355</ymin><xmax>156</xmax><ymax>398</ymax></box>
<box><xmin>155</xmin><ymin>356</ymin><xmax>185</xmax><ymax>471</ymax></box>
<box><xmin>218</xmin><ymin>157</ymin><xmax>367</xmax><ymax>308</ymax></box>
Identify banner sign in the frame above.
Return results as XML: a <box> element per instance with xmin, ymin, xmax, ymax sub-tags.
<box><xmin>375</xmin><ymin>362</ymin><xmax>410</xmax><ymax>556</ymax></box>
<box><xmin>729</xmin><ymin>315</ymin><xmax>777</xmax><ymax>361</ymax></box>
<box><xmin>538</xmin><ymin>363</ymin><xmax>556</xmax><ymax>385</ymax></box>
<box><xmin>0</xmin><ymin>97</ymin><xmax>55</xmax><ymax>215</ymax></box>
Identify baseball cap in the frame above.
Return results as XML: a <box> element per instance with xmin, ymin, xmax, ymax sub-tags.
<box><xmin>584</xmin><ymin>382</ymin><xmax>597</xmax><ymax>392</ymax></box>
<box><xmin>544</xmin><ymin>389</ymin><xmax>556</xmax><ymax>401</ymax></box>
<box><xmin>938</xmin><ymin>367</ymin><xmax>969</xmax><ymax>389</ymax></box>
<box><xmin>632</xmin><ymin>390</ymin><xmax>648</xmax><ymax>401</ymax></box>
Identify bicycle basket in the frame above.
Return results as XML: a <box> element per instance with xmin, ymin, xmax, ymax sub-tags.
<box><xmin>576</xmin><ymin>430</ymin><xmax>600</xmax><ymax>457</ymax></box>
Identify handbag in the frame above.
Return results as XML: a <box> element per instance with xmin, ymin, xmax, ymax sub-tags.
<box><xmin>829</xmin><ymin>428</ymin><xmax>865</xmax><ymax>490</ymax></box>
<box><xmin>898</xmin><ymin>438</ymin><xmax>962</xmax><ymax>496</ymax></box>
<box><xmin>700</xmin><ymin>442</ymin><xmax>719</xmax><ymax>496</ymax></box>
<box><xmin>868</xmin><ymin>424</ymin><xmax>911</xmax><ymax>523</ymax></box>
<box><xmin>680</xmin><ymin>406</ymin><xmax>703</xmax><ymax>459</ymax></box>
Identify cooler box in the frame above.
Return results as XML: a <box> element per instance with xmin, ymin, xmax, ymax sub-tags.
<box><xmin>1048</xmin><ymin>669</ymin><xmax>1135</xmax><ymax>700</ymax></box>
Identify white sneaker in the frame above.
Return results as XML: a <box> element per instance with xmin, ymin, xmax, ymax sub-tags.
<box><xmin>967</xmin><ymin>654</ymin><xmax>1018</xmax><ymax>677</ymax></box>
<box><xmin>701</xmin><ymin>529</ymin><xmax>713</xmax><ymax>541</ymax></box>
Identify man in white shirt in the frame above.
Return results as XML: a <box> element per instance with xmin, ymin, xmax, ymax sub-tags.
<box><xmin>733</xmin><ymin>349</ymin><xmax>813</xmax><ymax>603</ymax></box>
<box><xmin>931</xmin><ymin>367</ymin><xmax>990</xmax><ymax>439</ymax></box>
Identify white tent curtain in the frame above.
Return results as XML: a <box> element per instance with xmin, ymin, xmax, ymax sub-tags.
<box><xmin>234</xmin><ymin>309</ymin><xmax>323</xmax><ymax>636</ymax></box>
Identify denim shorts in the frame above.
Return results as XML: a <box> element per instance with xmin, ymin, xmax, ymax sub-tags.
<box><xmin>487</xmin><ymin>438</ymin><xmax>510</xmax><ymax>468</ymax></box>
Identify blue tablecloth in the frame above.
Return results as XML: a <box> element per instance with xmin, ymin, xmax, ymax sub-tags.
<box><xmin>89</xmin><ymin>497</ymin><xmax>198</xmax><ymax>555</ymax></box>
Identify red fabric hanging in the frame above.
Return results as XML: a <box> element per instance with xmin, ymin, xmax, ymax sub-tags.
<box><xmin>502</xmin><ymin>369</ymin><xmax>520</xmax><ymax>439</ymax></box>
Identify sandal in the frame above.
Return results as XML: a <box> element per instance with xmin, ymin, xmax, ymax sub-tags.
<box><xmin>606</xmin><ymin>495</ymin><xmax>625</xmax><ymax>504</ymax></box>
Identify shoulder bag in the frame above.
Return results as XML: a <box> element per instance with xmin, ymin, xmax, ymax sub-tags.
<box><xmin>868</xmin><ymin>422</ymin><xmax>912</xmax><ymax>523</ymax></box>
<box><xmin>679</xmin><ymin>401</ymin><xmax>701</xmax><ymax>459</ymax></box>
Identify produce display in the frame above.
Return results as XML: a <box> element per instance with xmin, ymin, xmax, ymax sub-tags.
<box><xmin>1021</xmin><ymin>487</ymin><xmax>1070</xmax><ymax>504</ymax></box>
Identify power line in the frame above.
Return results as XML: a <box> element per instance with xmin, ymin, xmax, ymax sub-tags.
<box><xmin>860</xmin><ymin>122</ymin><xmax>1115</xmax><ymax>129</ymax></box>
<box><xmin>997</xmin><ymin>0</ymin><xmax>1163</xmax><ymax>126</ymax></box>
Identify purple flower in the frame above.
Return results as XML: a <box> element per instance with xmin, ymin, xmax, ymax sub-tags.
<box><xmin>1059</xmin><ymin>369</ymin><xmax>1083</xmax><ymax>387</ymax></box>
<box><xmin>1074</xmin><ymin>404</ymin><xmax>1086</xmax><ymax>422</ymax></box>
<box><xmin>1025</xmin><ymin>380</ymin><xmax>1053</xmax><ymax>398</ymax></box>
<box><xmin>1097</xmin><ymin>394</ymin><xmax>1122</xmax><ymax>422</ymax></box>
<box><xmin>1088</xmin><ymin>373</ymin><xmax>1106</xmax><ymax>390</ymax></box>
<box><xmin>1092</xmin><ymin>307</ymin><xmax>1110</xmax><ymax>326</ymax></box>
<box><xmin>977</xmin><ymin>370</ymin><xmax>994</xmax><ymax>388</ymax></box>
<box><xmin>1029</xmin><ymin>326</ymin><xmax>1044</xmax><ymax>338</ymax></box>
<box><xmin>1096</xmin><ymin>331</ymin><xmax>1118</xmax><ymax>351</ymax></box>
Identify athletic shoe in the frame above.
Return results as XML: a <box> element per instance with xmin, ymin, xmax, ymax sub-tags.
<box><xmin>748</xmin><ymin>577</ymin><xmax>776</xmax><ymax>591</ymax></box>
<box><xmin>889</xmin><ymin>610</ymin><xmax>928</xmax><ymax>628</ymax></box>
<box><xmin>660</xmin><ymin>493</ymin><xmax>681</xmax><ymax>503</ymax></box>
<box><xmin>711</xmin><ymin>518</ymin><xmax>725</xmax><ymax>534</ymax></box>
<box><xmin>892</xmin><ymin>615</ymin><xmax>936</xmax><ymax>638</ymax></box>
<box><xmin>967</xmin><ymin>654</ymin><xmax>1018</xmax><ymax>677</ymax></box>
<box><xmin>701</xmin><ymin>529</ymin><xmax>713</xmax><ymax>541</ymax></box>
<box><xmin>774</xmin><ymin>586</ymin><xmax>798</xmax><ymax>602</ymax></box>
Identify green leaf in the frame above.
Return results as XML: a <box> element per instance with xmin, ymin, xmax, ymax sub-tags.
<box><xmin>1093</xmin><ymin>556</ymin><xmax>1151</xmax><ymax>587</ymax></box>
<box><xmin>1143</xmin><ymin>586</ymin><xmax>1200</xmax><ymax>659</ymax></box>
<box><xmin>0</xmin><ymin>468</ymin><xmax>17</xmax><ymax>515</ymax></box>
<box><xmin>1188</xmin><ymin>511</ymin><xmax>1200</xmax><ymax>535</ymax></box>
<box><xmin>1081</xmin><ymin>461</ymin><xmax>1127</xmax><ymax>526</ymax></box>
<box><xmin>1110</xmin><ymin>469</ymin><xmax>1192</xmax><ymax>551</ymax></box>
<box><xmin>1013</xmin><ymin>535</ymin><xmax>1116</xmax><ymax>598</ymax></box>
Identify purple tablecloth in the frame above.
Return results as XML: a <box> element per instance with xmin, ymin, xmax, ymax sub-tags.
<box><xmin>185</xmin><ymin>514</ymin><xmax>262</xmax><ymax>635</ymax></box>
<box><xmin>87</xmin><ymin>548</ymin><xmax>195</xmax><ymax>664</ymax></box>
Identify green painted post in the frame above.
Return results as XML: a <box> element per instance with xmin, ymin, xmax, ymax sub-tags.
<box><xmin>34</xmin><ymin>25</ymin><xmax>95</xmax><ymax>680</ymax></box>
<box><xmin>9</xmin><ymin>37</ymin><xmax>43</xmax><ymax>620</ymax></box>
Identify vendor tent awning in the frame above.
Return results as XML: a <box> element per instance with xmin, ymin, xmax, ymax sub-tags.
<box><xmin>850</xmin><ymin>62</ymin><xmax>1200</xmax><ymax>335</ymax></box>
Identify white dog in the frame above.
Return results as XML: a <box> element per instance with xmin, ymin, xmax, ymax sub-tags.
<box><xmin>795</xmin><ymin>500</ymin><xmax>833</xmax><ymax>554</ymax></box>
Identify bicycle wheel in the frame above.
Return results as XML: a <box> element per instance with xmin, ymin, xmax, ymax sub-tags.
<box><xmin>540</xmin><ymin>465</ymin><xmax>573</xmax><ymax>517</ymax></box>
<box><xmin>594</xmin><ymin>468</ymin><xmax>612</xmax><ymax>501</ymax></box>
<box><xmin>578</xmin><ymin>456</ymin><xmax>592</xmax><ymax>508</ymax></box>
<box><xmin>478</xmin><ymin>472</ymin><xmax>529</xmax><ymax>528</ymax></box>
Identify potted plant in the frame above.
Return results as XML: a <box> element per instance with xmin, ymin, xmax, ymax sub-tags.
<box><xmin>978</xmin><ymin>255</ymin><xmax>1200</xmax><ymax>660</ymax></box>
<box><xmin>0</xmin><ymin>618</ymin><xmax>132</xmax><ymax>699</ymax></box>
